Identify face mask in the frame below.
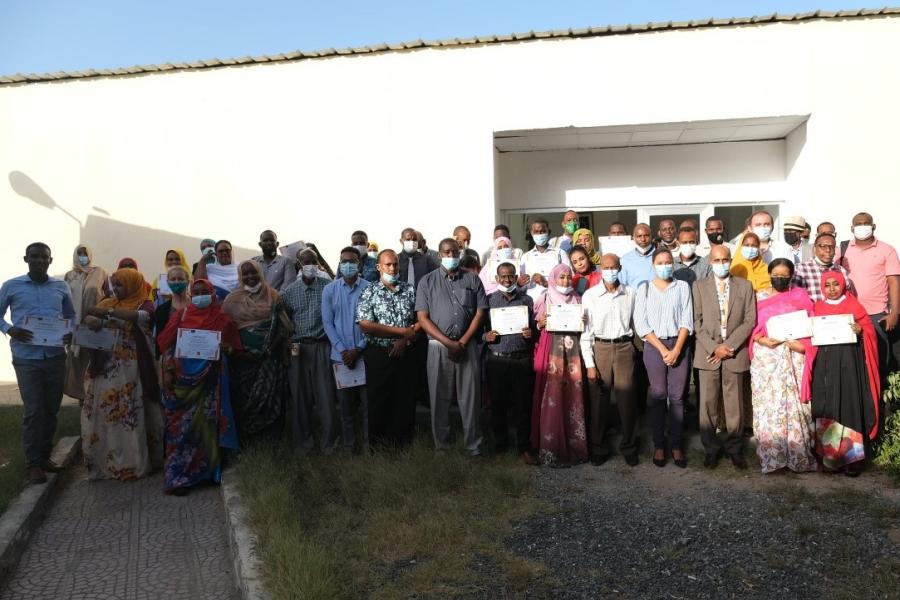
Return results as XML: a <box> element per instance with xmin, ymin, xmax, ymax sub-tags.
<box><xmin>244</xmin><ymin>282</ymin><xmax>262</xmax><ymax>294</ymax></box>
<box><xmin>301</xmin><ymin>265</ymin><xmax>319</xmax><ymax>279</ymax></box>
<box><xmin>353</xmin><ymin>245</ymin><xmax>368</xmax><ymax>257</ymax></box>
<box><xmin>752</xmin><ymin>226</ymin><xmax>772</xmax><ymax>241</ymax></box>
<box><xmin>441</xmin><ymin>257</ymin><xmax>460</xmax><ymax>271</ymax></box>
<box><xmin>367</xmin><ymin>251</ymin><xmax>377</xmax><ymax>260</ymax></box>
<box><xmin>655</xmin><ymin>264</ymin><xmax>674</xmax><ymax>280</ymax></box>
<box><xmin>402</xmin><ymin>240</ymin><xmax>418</xmax><ymax>253</ymax></box>
<box><xmin>168</xmin><ymin>281</ymin><xmax>188</xmax><ymax>294</ymax></box>
<box><xmin>532</xmin><ymin>233</ymin><xmax>549</xmax><ymax>247</ymax></box>
<box><xmin>601</xmin><ymin>269</ymin><xmax>619</xmax><ymax>284</ymax></box>
<box><xmin>635</xmin><ymin>243</ymin><xmax>653</xmax><ymax>255</ymax></box>
<box><xmin>77</xmin><ymin>255</ymin><xmax>90</xmax><ymax>267</ymax></box>
<box><xmin>555</xmin><ymin>285</ymin><xmax>573</xmax><ymax>295</ymax></box>
<box><xmin>853</xmin><ymin>225</ymin><xmax>873</xmax><ymax>240</ymax></box>
<box><xmin>784</xmin><ymin>232</ymin><xmax>800</xmax><ymax>246</ymax></box>
<box><xmin>564</xmin><ymin>221</ymin><xmax>578</xmax><ymax>235</ymax></box>
<box><xmin>202</xmin><ymin>247</ymin><xmax>215</xmax><ymax>256</ymax></box>
<box><xmin>339</xmin><ymin>262</ymin><xmax>359</xmax><ymax>278</ymax></box>
<box><xmin>741</xmin><ymin>246</ymin><xmax>759</xmax><ymax>261</ymax></box>
<box><xmin>497</xmin><ymin>248</ymin><xmax>513</xmax><ymax>260</ymax></box>
<box><xmin>707</xmin><ymin>232</ymin><xmax>725</xmax><ymax>245</ymax></box>
<box><xmin>191</xmin><ymin>295</ymin><xmax>212</xmax><ymax>308</ymax></box>
<box><xmin>771</xmin><ymin>276</ymin><xmax>792</xmax><ymax>292</ymax></box>
<box><xmin>712</xmin><ymin>263</ymin><xmax>731</xmax><ymax>278</ymax></box>
<box><xmin>813</xmin><ymin>255</ymin><xmax>832</xmax><ymax>267</ymax></box>
<box><xmin>497</xmin><ymin>283</ymin><xmax>516</xmax><ymax>293</ymax></box>
<box><xmin>680</xmin><ymin>243</ymin><xmax>696</xmax><ymax>257</ymax></box>
<box><xmin>381</xmin><ymin>272</ymin><xmax>399</xmax><ymax>285</ymax></box>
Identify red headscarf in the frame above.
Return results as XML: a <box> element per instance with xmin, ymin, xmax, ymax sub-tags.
<box><xmin>157</xmin><ymin>279</ymin><xmax>242</xmax><ymax>354</ymax></box>
<box><xmin>813</xmin><ymin>271</ymin><xmax>880</xmax><ymax>439</ymax></box>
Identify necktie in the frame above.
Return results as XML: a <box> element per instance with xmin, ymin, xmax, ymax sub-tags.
<box><xmin>717</xmin><ymin>279</ymin><xmax>728</xmax><ymax>339</ymax></box>
<box><xmin>407</xmin><ymin>256</ymin><xmax>415</xmax><ymax>286</ymax></box>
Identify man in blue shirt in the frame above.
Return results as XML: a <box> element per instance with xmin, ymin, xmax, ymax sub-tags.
<box><xmin>350</xmin><ymin>230</ymin><xmax>379</xmax><ymax>283</ymax></box>
<box><xmin>0</xmin><ymin>243</ymin><xmax>75</xmax><ymax>484</ymax></box>
<box><xmin>620</xmin><ymin>223</ymin><xmax>657</xmax><ymax>288</ymax></box>
<box><xmin>322</xmin><ymin>247</ymin><xmax>370</xmax><ymax>452</ymax></box>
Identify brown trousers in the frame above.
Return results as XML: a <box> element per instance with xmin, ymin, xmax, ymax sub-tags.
<box><xmin>698</xmin><ymin>368</ymin><xmax>746</xmax><ymax>456</ymax></box>
<box><xmin>587</xmin><ymin>339</ymin><xmax>637</xmax><ymax>457</ymax></box>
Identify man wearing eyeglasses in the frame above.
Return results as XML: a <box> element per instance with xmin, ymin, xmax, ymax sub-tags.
<box><xmin>792</xmin><ymin>232</ymin><xmax>854</xmax><ymax>302</ymax></box>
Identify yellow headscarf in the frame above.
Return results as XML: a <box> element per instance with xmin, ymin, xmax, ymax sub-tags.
<box><xmin>151</xmin><ymin>248</ymin><xmax>189</xmax><ymax>296</ymax></box>
<box><xmin>730</xmin><ymin>233</ymin><xmax>771</xmax><ymax>291</ymax></box>
<box><xmin>572</xmin><ymin>228</ymin><xmax>601</xmax><ymax>265</ymax></box>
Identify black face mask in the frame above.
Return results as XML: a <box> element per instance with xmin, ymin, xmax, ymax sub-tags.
<box><xmin>784</xmin><ymin>232</ymin><xmax>800</xmax><ymax>246</ymax></box>
<box><xmin>771</xmin><ymin>276</ymin><xmax>792</xmax><ymax>292</ymax></box>
<box><xmin>707</xmin><ymin>232</ymin><xmax>725</xmax><ymax>245</ymax></box>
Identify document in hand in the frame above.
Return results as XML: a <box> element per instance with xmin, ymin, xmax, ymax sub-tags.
<box><xmin>811</xmin><ymin>314</ymin><xmax>856</xmax><ymax>346</ymax></box>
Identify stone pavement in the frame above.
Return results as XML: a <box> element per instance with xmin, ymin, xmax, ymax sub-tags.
<box><xmin>0</xmin><ymin>466</ymin><xmax>239</xmax><ymax>600</ymax></box>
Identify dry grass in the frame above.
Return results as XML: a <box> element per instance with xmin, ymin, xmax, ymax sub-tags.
<box><xmin>236</xmin><ymin>436</ymin><xmax>550</xmax><ymax>599</ymax></box>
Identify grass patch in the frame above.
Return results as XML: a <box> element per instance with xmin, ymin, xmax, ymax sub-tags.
<box><xmin>0</xmin><ymin>404</ymin><xmax>80</xmax><ymax>515</ymax></box>
<box><xmin>236</xmin><ymin>436</ymin><xmax>550</xmax><ymax>599</ymax></box>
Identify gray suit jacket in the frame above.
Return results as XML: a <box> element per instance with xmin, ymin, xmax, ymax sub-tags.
<box><xmin>692</xmin><ymin>275</ymin><xmax>756</xmax><ymax>372</ymax></box>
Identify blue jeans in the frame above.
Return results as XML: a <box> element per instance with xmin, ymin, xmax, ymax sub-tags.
<box><xmin>12</xmin><ymin>355</ymin><xmax>66</xmax><ymax>466</ymax></box>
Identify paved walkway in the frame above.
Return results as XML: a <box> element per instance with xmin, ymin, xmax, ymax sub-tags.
<box><xmin>0</xmin><ymin>466</ymin><xmax>239</xmax><ymax>600</ymax></box>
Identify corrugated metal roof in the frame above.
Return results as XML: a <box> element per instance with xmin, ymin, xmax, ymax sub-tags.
<box><xmin>1</xmin><ymin>7</ymin><xmax>897</xmax><ymax>86</ymax></box>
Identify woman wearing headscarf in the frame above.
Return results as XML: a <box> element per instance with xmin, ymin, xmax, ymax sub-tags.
<box><xmin>573</xmin><ymin>228</ymin><xmax>601</xmax><ymax>265</ymax></box>
<box><xmin>569</xmin><ymin>245</ymin><xmax>601</xmax><ymax>295</ymax></box>
<box><xmin>530</xmin><ymin>263</ymin><xmax>588</xmax><ymax>466</ymax></box>
<box><xmin>812</xmin><ymin>271</ymin><xmax>880</xmax><ymax>476</ymax></box>
<box><xmin>81</xmin><ymin>268</ymin><xmax>163</xmax><ymax>480</ymax></box>
<box><xmin>151</xmin><ymin>249</ymin><xmax>189</xmax><ymax>305</ymax></box>
<box><xmin>221</xmin><ymin>260</ymin><xmax>293</xmax><ymax>443</ymax></box>
<box><xmin>730</xmin><ymin>232</ymin><xmax>771</xmax><ymax>293</ymax></box>
<box><xmin>479</xmin><ymin>236</ymin><xmax>519</xmax><ymax>295</ymax></box>
<box><xmin>117</xmin><ymin>257</ymin><xmax>153</xmax><ymax>300</ymax></box>
<box><xmin>63</xmin><ymin>245</ymin><xmax>109</xmax><ymax>400</ymax></box>
<box><xmin>749</xmin><ymin>258</ymin><xmax>817</xmax><ymax>474</ymax></box>
<box><xmin>154</xmin><ymin>265</ymin><xmax>192</xmax><ymax>356</ymax></box>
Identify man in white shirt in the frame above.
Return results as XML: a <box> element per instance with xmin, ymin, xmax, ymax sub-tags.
<box><xmin>581</xmin><ymin>253</ymin><xmax>638</xmax><ymax>467</ymax></box>
<box><xmin>520</xmin><ymin>218</ymin><xmax>570</xmax><ymax>300</ymax></box>
<box><xmin>696</xmin><ymin>216</ymin><xmax>733</xmax><ymax>258</ymax></box>
<box><xmin>734</xmin><ymin>210</ymin><xmax>792</xmax><ymax>264</ymax></box>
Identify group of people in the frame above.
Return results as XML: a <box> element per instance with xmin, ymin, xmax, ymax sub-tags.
<box><xmin>1</xmin><ymin>208</ymin><xmax>897</xmax><ymax>494</ymax></box>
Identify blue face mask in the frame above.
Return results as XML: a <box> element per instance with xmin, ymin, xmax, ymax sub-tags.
<box><xmin>712</xmin><ymin>262</ymin><xmax>731</xmax><ymax>278</ymax></box>
<box><xmin>339</xmin><ymin>262</ymin><xmax>359</xmax><ymax>278</ymax></box>
<box><xmin>655</xmin><ymin>264</ymin><xmax>674</xmax><ymax>280</ymax></box>
<box><xmin>532</xmin><ymin>233</ymin><xmax>550</xmax><ymax>247</ymax></box>
<box><xmin>191</xmin><ymin>295</ymin><xmax>212</xmax><ymax>309</ymax></box>
<box><xmin>601</xmin><ymin>269</ymin><xmax>619</xmax><ymax>284</ymax></box>
<box><xmin>741</xmin><ymin>246</ymin><xmax>759</xmax><ymax>261</ymax></box>
<box><xmin>441</xmin><ymin>257</ymin><xmax>460</xmax><ymax>271</ymax></box>
<box><xmin>381</xmin><ymin>272</ymin><xmax>399</xmax><ymax>285</ymax></box>
<box><xmin>77</xmin><ymin>255</ymin><xmax>90</xmax><ymax>267</ymax></box>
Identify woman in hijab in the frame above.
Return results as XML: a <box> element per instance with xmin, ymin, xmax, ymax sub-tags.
<box><xmin>81</xmin><ymin>268</ymin><xmax>163</xmax><ymax>480</ymax></box>
<box><xmin>117</xmin><ymin>257</ymin><xmax>153</xmax><ymax>300</ymax></box>
<box><xmin>530</xmin><ymin>263</ymin><xmax>588</xmax><ymax>467</ymax></box>
<box><xmin>158</xmin><ymin>279</ymin><xmax>242</xmax><ymax>495</ymax></box>
<box><xmin>479</xmin><ymin>236</ymin><xmax>519</xmax><ymax>295</ymax></box>
<box><xmin>812</xmin><ymin>271</ymin><xmax>880</xmax><ymax>475</ymax></box>
<box><xmin>63</xmin><ymin>245</ymin><xmax>109</xmax><ymax>400</ymax></box>
<box><xmin>730</xmin><ymin>232</ymin><xmax>771</xmax><ymax>293</ymax></box>
<box><xmin>222</xmin><ymin>260</ymin><xmax>293</xmax><ymax>443</ymax></box>
<box><xmin>151</xmin><ymin>249</ymin><xmax>189</xmax><ymax>305</ymax></box>
<box><xmin>573</xmin><ymin>228</ymin><xmax>602</xmax><ymax>265</ymax></box>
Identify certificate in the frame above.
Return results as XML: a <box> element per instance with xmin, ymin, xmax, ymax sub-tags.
<box><xmin>546</xmin><ymin>303</ymin><xmax>584</xmax><ymax>333</ymax></box>
<box><xmin>157</xmin><ymin>274</ymin><xmax>173</xmax><ymax>296</ymax></box>
<box><xmin>490</xmin><ymin>305</ymin><xmax>529</xmax><ymax>335</ymax></box>
<box><xmin>333</xmin><ymin>360</ymin><xmax>366</xmax><ymax>389</ymax></box>
<box><xmin>23</xmin><ymin>315</ymin><xmax>71</xmax><ymax>347</ymax></box>
<box><xmin>73</xmin><ymin>325</ymin><xmax>120</xmax><ymax>351</ymax></box>
<box><xmin>766</xmin><ymin>310</ymin><xmax>812</xmax><ymax>341</ymax></box>
<box><xmin>597</xmin><ymin>236</ymin><xmax>634</xmax><ymax>257</ymax></box>
<box><xmin>811</xmin><ymin>314</ymin><xmax>857</xmax><ymax>346</ymax></box>
<box><xmin>529</xmin><ymin>252</ymin><xmax>560</xmax><ymax>277</ymax></box>
<box><xmin>175</xmin><ymin>328</ymin><xmax>222</xmax><ymax>360</ymax></box>
<box><xmin>279</xmin><ymin>240</ymin><xmax>307</xmax><ymax>260</ymax></box>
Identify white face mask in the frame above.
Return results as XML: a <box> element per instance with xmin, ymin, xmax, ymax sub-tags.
<box><xmin>555</xmin><ymin>285</ymin><xmax>573</xmax><ymax>295</ymax></box>
<box><xmin>402</xmin><ymin>240</ymin><xmax>418</xmax><ymax>254</ymax></box>
<box><xmin>680</xmin><ymin>243</ymin><xmax>696</xmax><ymax>258</ymax></box>
<box><xmin>497</xmin><ymin>248</ymin><xmax>513</xmax><ymax>260</ymax></box>
<box><xmin>635</xmin><ymin>243</ymin><xmax>653</xmax><ymax>255</ymax></box>
<box><xmin>301</xmin><ymin>264</ymin><xmax>319</xmax><ymax>279</ymax></box>
<box><xmin>497</xmin><ymin>283</ymin><xmax>516</xmax><ymax>293</ymax></box>
<box><xmin>244</xmin><ymin>282</ymin><xmax>262</xmax><ymax>294</ymax></box>
<box><xmin>367</xmin><ymin>251</ymin><xmax>378</xmax><ymax>260</ymax></box>
<box><xmin>353</xmin><ymin>245</ymin><xmax>368</xmax><ymax>257</ymax></box>
<box><xmin>853</xmin><ymin>225</ymin><xmax>873</xmax><ymax>240</ymax></box>
<box><xmin>752</xmin><ymin>226</ymin><xmax>772</xmax><ymax>241</ymax></box>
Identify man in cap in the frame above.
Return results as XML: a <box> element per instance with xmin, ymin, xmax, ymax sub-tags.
<box><xmin>783</xmin><ymin>216</ymin><xmax>811</xmax><ymax>265</ymax></box>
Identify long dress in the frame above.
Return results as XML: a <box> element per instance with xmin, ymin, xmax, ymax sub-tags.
<box><xmin>82</xmin><ymin>301</ymin><xmax>164</xmax><ymax>480</ymax></box>
<box><xmin>64</xmin><ymin>262</ymin><xmax>108</xmax><ymax>399</ymax></box>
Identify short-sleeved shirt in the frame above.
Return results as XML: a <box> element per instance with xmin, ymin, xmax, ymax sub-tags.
<box><xmin>252</xmin><ymin>254</ymin><xmax>297</xmax><ymax>291</ymax></box>
<box><xmin>0</xmin><ymin>274</ymin><xmax>76</xmax><ymax>359</ymax></box>
<box><xmin>838</xmin><ymin>238</ymin><xmax>900</xmax><ymax>315</ymax></box>
<box><xmin>355</xmin><ymin>281</ymin><xmax>416</xmax><ymax>347</ymax></box>
<box><xmin>415</xmin><ymin>268</ymin><xmax>488</xmax><ymax>341</ymax></box>
<box><xmin>281</xmin><ymin>275</ymin><xmax>328</xmax><ymax>340</ymax></box>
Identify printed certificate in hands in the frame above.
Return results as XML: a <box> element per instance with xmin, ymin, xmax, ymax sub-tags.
<box><xmin>597</xmin><ymin>236</ymin><xmax>634</xmax><ymax>257</ymax></box>
<box><xmin>73</xmin><ymin>325</ymin><xmax>120</xmax><ymax>351</ymax></box>
<box><xmin>23</xmin><ymin>315</ymin><xmax>71</xmax><ymax>347</ymax></box>
<box><xmin>546</xmin><ymin>303</ymin><xmax>584</xmax><ymax>333</ymax></box>
<box><xmin>811</xmin><ymin>314</ymin><xmax>857</xmax><ymax>346</ymax></box>
<box><xmin>175</xmin><ymin>328</ymin><xmax>222</xmax><ymax>361</ymax></box>
<box><xmin>766</xmin><ymin>310</ymin><xmax>812</xmax><ymax>340</ymax></box>
<box><xmin>490</xmin><ymin>306</ymin><xmax>529</xmax><ymax>335</ymax></box>
<box><xmin>333</xmin><ymin>360</ymin><xmax>366</xmax><ymax>389</ymax></box>
<box><xmin>530</xmin><ymin>252</ymin><xmax>560</xmax><ymax>277</ymax></box>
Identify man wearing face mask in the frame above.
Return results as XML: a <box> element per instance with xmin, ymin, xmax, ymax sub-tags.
<box><xmin>783</xmin><ymin>216</ymin><xmax>812</xmax><ymax>266</ymax></box>
<box><xmin>520</xmin><ymin>218</ymin><xmax>571</xmax><ymax>299</ymax></box>
<box><xmin>696</xmin><ymin>216</ymin><xmax>732</xmax><ymax>258</ymax></box>
<box><xmin>737</xmin><ymin>210</ymin><xmax>792</xmax><ymax>264</ymax></box>
<box><xmin>252</xmin><ymin>230</ymin><xmax>297</xmax><ymax>291</ymax></box>
<box><xmin>836</xmin><ymin>212</ymin><xmax>900</xmax><ymax>374</ymax></box>
<box><xmin>549</xmin><ymin>210</ymin><xmax>580</xmax><ymax>253</ymax></box>
<box><xmin>619</xmin><ymin>223</ymin><xmax>656</xmax><ymax>288</ymax></box>
<box><xmin>351</xmin><ymin>230</ymin><xmax>379</xmax><ymax>283</ymax></box>
<box><xmin>792</xmin><ymin>232</ymin><xmax>853</xmax><ymax>302</ymax></box>
<box><xmin>481</xmin><ymin>224</ymin><xmax>524</xmax><ymax>266</ymax></box>
<box><xmin>398</xmin><ymin>227</ymin><xmax>438</xmax><ymax>288</ymax></box>
<box><xmin>580</xmin><ymin>253</ymin><xmax>639</xmax><ymax>466</ymax></box>
<box><xmin>322</xmin><ymin>247</ymin><xmax>370</xmax><ymax>452</ymax></box>
<box><xmin>282</xmin><ymin>249</ymin><xmax>339</xmax><ymax>452</ymax></box>
<box><xmin>416</xmin><ymin>238</ymin><xmax>489</xmax><ymax>456</ymax></box>
<box><xmin>191</xmin><ymin>238</ymin><xmax>217</xmax><ymax>277</ymax></box>
<box><xmin>656</xmin><ymin>218</ymin><xmax>679</xmax><ymax>252</ymax></box>
<box><xmin>692</xmin><ymin>245</ymin><xmax>756</xmax><ymax>469</ymax></box>
<box><xmin>673</xmin><ymin>227</ymin><xmax>711</xmax><ymax>285</ymax></box>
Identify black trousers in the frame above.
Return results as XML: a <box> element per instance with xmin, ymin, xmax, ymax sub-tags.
<box><xmin>365</xmin><ymin>345</ymin><xmax>416</xmax><ymax>448</ymax></box>
<box><xmin>486</xmin><ymin>353</ymin><xmax>534</xmax><ymax>453</ymax></box>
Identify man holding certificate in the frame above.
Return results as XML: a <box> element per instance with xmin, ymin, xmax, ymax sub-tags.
<box><xmin>0</xmin><ymin>243</ymin><xmax>75</xmax><ymax>484</ymax></box>
<box><xmin>483</xmin><ymin>262</ymin><xmax>538</xmax><ymax>464</ymax></box>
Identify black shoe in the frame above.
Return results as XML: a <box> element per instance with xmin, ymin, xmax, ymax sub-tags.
<box><xmin>730</xmin><ymin>454</ymin><xmax>748</xmax><ymax>470</ymax></box>
<box><xmin>624</xmin><ymin>454</ymin><xmax>639</xmax><ymax>467</ymax></box>
<box><xmin>704</xmin><ymin>454</ymin><xmax>719</xmax><ymax>469</ymax></box>
<box><xmin>172</xmin><ymin>487</ymin><xmax>190</xmax><ymax>497</ymax></box>
<box><xmin>672</xmin><ymin>450</ymin><xmax>687</xmax><ymax>469</ymax></box>
<box><xmin>589</xmin><ymin>454</ymin><xmax>608</xmax><ymax>467</ymax></box>
<box><xmin>652</xmin><ymin>450</ymin><xmax>667</xmax><ymax>468</ymax></box>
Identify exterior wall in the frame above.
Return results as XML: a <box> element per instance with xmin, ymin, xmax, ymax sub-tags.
<box><xmin>2</xmin><ymin>16</ymin><xmax>900</xmax><ymax>380</ymax></box>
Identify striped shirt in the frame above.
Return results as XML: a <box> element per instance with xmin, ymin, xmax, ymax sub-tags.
<box><xmin>281</xmin><ymin>275</ymin><xmax>328</xmax><ymax>340</ymax></box>
<box><xmin>634</xmin><ymin>279</ymin><xmax>694</xmax><ymax>340</ymax></box>
<box><xmin>579</xmin><ymin>283</ymin><xmax>635</xmax><ymax>369</ymax></box>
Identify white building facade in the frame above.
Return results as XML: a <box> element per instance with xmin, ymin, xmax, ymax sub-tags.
<box><xmin>1</xmin><ymin>9</ymin><xmax>899</xmax><ymax>380</ymax></box>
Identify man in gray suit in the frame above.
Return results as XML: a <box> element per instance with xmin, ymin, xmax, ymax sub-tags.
<box><xmin>692</xmin><ymin>245</ymin><xmax>756</xmax><ymax>469</ymax></box>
